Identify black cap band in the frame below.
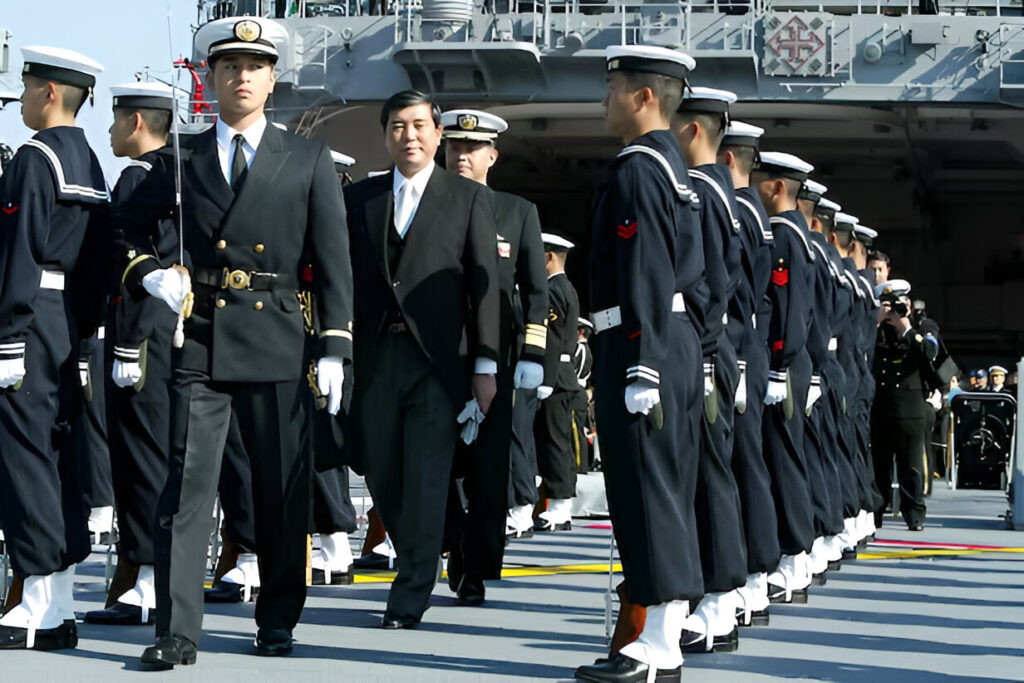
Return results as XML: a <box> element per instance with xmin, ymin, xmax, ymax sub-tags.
<box><xmin>112</xmin><ymin>96</ymin><xmax>174</xmax><ymax>112</ymax></box>
<box><xmin>23</xmin><ymin>62</ymin><xmax>94</xmax><ymax>89</ymax></box>
<box><xmin>607</xmin><ymin>56</ymin><xmax>690</xmax><ymax>81</ymax></box>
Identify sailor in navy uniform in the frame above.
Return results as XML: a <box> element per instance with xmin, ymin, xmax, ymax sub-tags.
<box><xmin>571</xmin><ymin>317</ymin><xmax>594</xmax><ymax>472</ymax></box>
<box><xmin>532</xmin><ymin>233</ymin><xmax>581</xmax><ymax>532</ymax></box>
<box><xmin>83</xmin><ymin>83</ymin><xmax>177</xmax><ymax>626</ymax></box>
<box><xmin>794</xmin><ymin>179</ymin><xmax>846</xmax><ymax>583</ymax></box>
<box><xmin>673</xmin><ymin>86</ymin><xmax>747</xmax><ymax>653</ymax></box>
<box><xmin>872</xmin><ymin>279</ymin><xmax>935</xmax><ymax>531</ymax></box>
<box><xmin>810</xmin><ymin>197</ymin><xmax>865</xmax><ymax>564</ymax></box>
<box><xmin>119</xmin><ymin>17</ymin><xmax>354</xmax><ymax>665</ymax></box>
<box><xmin>750</xmin><ymin>151</ymin><xmax>817</xmax><ymax>604</ymax></box>
<box><xmin>716</xmin><ymin>120</ymin><xmax>780</xmax><ymax>627</ymax></box>
<box><xmin>0</xmin><ymin>46</ymin><xmax>108</xmax><ymax>651</ymax></box>
<box><xmin>831</xmin><ymin>213</ymin><xmax>881</xmax><ymax>550</ymax></box>
<box><xmin>440</xmin><ymin>108</ymin><xmax>548</xmax><ymax>604</ymax></box>
<box><xmin>575</xmin><ymin>45</ymin><xmax>706</xmax><ymax>683</ymax></box>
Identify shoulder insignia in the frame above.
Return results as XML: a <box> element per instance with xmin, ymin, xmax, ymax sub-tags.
<box><xmin>2</xmin><ymin>201</ymin><xmax>17</xmax><ymax>215</ymax></box>
<box><xmin>617</xmin><ymin>220</ymin><xmax>637</xmax><ymax>239</ymax></box>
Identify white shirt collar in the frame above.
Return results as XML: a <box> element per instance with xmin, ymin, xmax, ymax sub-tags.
<box><xmin>393</xmin><ymin>161</ymin><xmax>435</xmax><ymax>197</ymax></box>
<box><xmin>216</xmin><ymin>115</ymin><xmax>268</xmax><ymax>155</ymax></box>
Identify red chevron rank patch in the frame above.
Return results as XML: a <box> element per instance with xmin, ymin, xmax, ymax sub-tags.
<box><xmin>2</xmin><ymin>202</ymin><xmax>17</xmax><ymax>215</ymax></box>
<box><xmin>771</xmin><ymin>268</ymin><xmax>788</xmax><ymax>286</ymax></box>
<box><xmin>617</xmin><ymin>220</ymin><xmax>637</xmax><ymax>239</ymax></box>
<box><xmin>772</xmin><ymin>340</ymin><xmax>785</xmax><ymax>351</ymax></box>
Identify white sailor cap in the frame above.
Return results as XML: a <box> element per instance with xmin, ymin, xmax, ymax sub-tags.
<box><xmin>331</xmin><ymin>150</ymin><xmax>356</xmax><ymax>167</ymax></box>
<box><xmin>441</xmin><ymin>109</ymin><xmax>508</xmax><ymax>142</ymax></box>
<box><xmin>854</xmin><ymin>224</ymin><xmax>877</xmax><ymax>245</ymax></box>
<box><xmin>0</xmin><ymin>91</ymin><xmax>19</xmax><ymax>108</ymax></box>
<box><xmin>194</xmin><ymin>17</ymin><xmax>287</xmax><ymax>63</ymax></box>
<box><xmin>990</xmin><ymin>365</ymin><xmax>1008</xmax><ymax>376</ymax></box>
<box><xmin>875</xmin><ymin>279</ymin><xmax>911</xmax><ymax>299</ymax></box>
<box><xmin>833</xmin><ymin>212</ymin><xmax>859</xmax><ymax>232</ymax></box>
<box><xmin>720</xmin><ymin>120</ymin><xmax>763</xmax><ymax>149</ymax></box>
<box><xmin>678</xmin><ymin>86</ymin><xmax>736</xmax><ymax>117</ymax></box>
<box><xmin>111</xmin><ymin>82</ymin><xmax>175</xmax><ymax>112</ymax></box>
<box><xmin>756</xmin><ymin>151</ymin><xmax>813</xmax><ymax>182</ymax></box>
<box><xmin>578</xmin><ymin>317</ymin><xmax>594</xmax><ymax>330</ymax></box>
<box><xmin>606</xmin><ymin>45</ymin><xmax>695</xmax><ymax>81</ymax></box>
<box><xmin>798</xmin><ymin>179</ymin><xmax>828</xmax><ymax>203</ymax></box>
<box><xmin>817</xmin><ymin>197</ymin><xmax>841</xmax><ymax>214</ymax></box>
<box><xmin>21</xmin><ymin>46</ymin><xmax>103</xmax><ymax>89</ymax></box>
<box><xmin>541</xmin><ymin>233</ymin><xmax>575</xmax><ymax>252</ymax></box>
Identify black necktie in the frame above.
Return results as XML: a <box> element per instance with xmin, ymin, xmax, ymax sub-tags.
<box><xmin>230</xmin><ymin>134</ymin><xmax>248</xmax><ymax>192</ymax></box>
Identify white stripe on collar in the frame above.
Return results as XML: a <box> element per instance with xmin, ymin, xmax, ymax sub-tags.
<box><xmin>735</xmin><ymin>196</ymin><xmax>773</xmax><ymax>242</ymax></box>
<box><xmin>617</xmin><ymin>145</ymin><xmax>699</xmax><ymax>204</ymax></box>
<box><xmin>688</xmin><ymin>169</ymin><xmax>740</xmax><ymax>233</ymax></box>
<box><xmin>23</xmin><ymin>139</ymin><xmax>109</xmax><ymax>201</ymax></box>
<box><xmin>769</xmin><ymin>216</ymin><xmax>815</xmax><ymax>262</ymax></box>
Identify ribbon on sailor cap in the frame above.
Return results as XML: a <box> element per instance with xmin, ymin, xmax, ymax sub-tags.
<box><xmin>816</xmin><ymin>197</ymin><xmax>842</xmax><ymax>215</ymax></box>
<box><xmin>605</xmin><ymin>45</ymin><xmax>695</xmax><ymax>80</ymax></box>
<box><xmin>854</xmin><ymin>224</ymin><xmax>877</xmax><ymax>245</ymax></box>
<box><xmin>798</xmin><ymin>179</ymin><xmax>828</xmax><ymax>203</ymax></box>
<box><xmin>111</xmin><ymin>82</ymin><xmax>176</xmax><ymax>112</ymax></box>
<box><xmin>720</xmin><ymin>120</ymin><xmax>764</xmax><ymax>149</ymax></box>
<box><xmin>678</xmin><ymin>86</ymin><xmax>736</xmax><ymax>115</ymax></box>
<box><xmin>833</xmin><ymin>212</ymin><xmax>859</xmax><ymax>231</ymax></box>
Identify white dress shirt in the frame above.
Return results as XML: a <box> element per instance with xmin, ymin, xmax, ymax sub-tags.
<box><xmin>216</xmin><ymin>115</ymin><xmax>268</xmax><ymax>185</ymax></box>
<box><xmin>392</xmin><ymin>161</ymin><xmax>434</xmax><ymax>237</ymax></box>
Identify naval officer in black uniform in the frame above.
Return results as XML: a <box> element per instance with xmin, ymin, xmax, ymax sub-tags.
<box><xmin>440</xmin><ymin>107</ymin><xmax>548</xmax><ymax>605</ymax></box>
<box><xmin>85</xmin><ymin>82</ymin><xmax>177</xmax><ymax>626</ymax></box>
<box><xmin>0</xmin><ymin>46</ymin><xmax>108</xmax><ymax>651</ymax></box>
<box><xmin>344</xmin><ymin>90</ymin><xmax>499</xmax><ymax>629</ymax></box>
<box><xmin>871</xmin><ymin>279</ymin><xmax>936</xmax><ymax>531</ymax></box>
<box><xmin>120</xmin><ymin>17</ymin><xmax>354</xmax><ymax>665</ymax></box>
<box><xmin>716</xmin><ymin>120</ymin><xmax>781</xmax><ymax>627</ymax></box>
<box><xmin>751</xmin><ymin>152</ymin><xmax>817</xmax><ymax>603</ymax></box>
<box><xmin>575</xmin><ymin>45</ymin><xmax>706</xmax><ymax>683</ymax></box>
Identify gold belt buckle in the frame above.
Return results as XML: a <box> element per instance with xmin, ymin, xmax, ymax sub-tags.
<box><xmin>223</xmin><ymin>268</ymin><xmax>251</xmax><ymax>290</ymax></box>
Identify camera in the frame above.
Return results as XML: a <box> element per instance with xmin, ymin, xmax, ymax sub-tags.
<box><xmin>880</xmin><ymin>292</ymin><xmax>909</xmax><ymax>317</ymax></box>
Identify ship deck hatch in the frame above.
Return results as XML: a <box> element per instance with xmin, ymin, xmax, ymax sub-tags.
<box><xmin>394</xmin><ymin>41</ymin><xmax>544</xmax><ymax>96</ymax></box>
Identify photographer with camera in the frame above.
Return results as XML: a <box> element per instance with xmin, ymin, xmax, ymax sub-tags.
<box><xmin>870</xmin><ymin>279</ymin><xmax>938</xmax><ymax>531</ymax></box>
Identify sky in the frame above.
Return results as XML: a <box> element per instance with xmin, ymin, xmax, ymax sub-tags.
<box><xmin>0</xmin><ymin>0</ymin><xmax>199</xmax><ymax>183</ymax></box>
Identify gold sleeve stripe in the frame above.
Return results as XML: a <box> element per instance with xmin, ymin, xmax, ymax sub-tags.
<box><xmin>525</xmin><ymin>323</ymin><xmax>547</xmax><ymax>349</ymax></box>
<box><xmin>321</xmin><ymin>329</ymin><xmax>353</xmax><ymax>341</ymax></box>
<box><xmin>121</xmin><ymin>254</ymin><xmax>155</xmax><ymax>285</ymax></box>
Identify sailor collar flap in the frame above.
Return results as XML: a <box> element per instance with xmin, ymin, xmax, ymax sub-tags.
<box><xmin>688</xmin><ymin>167</ymin><xmax>741</xmax><ymax>233</ymax></box>
<box><xmin>770</xmin><ymin>215</ymin><xmax>815</xmax><ymax>262</ymax></box>
<box><xmin>617</xmin><ymin>134</ymin><xmax>699</xmax><ymax>204</ymax></box>
<box><xmin>23</xmin><ymin>128</ymin><xmax>108</xmax><ymax>204</ymax></box>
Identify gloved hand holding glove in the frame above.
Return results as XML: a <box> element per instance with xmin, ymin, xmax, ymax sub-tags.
<box><xmin>624</xmin><ymin>384</ymin><xmax>660</xmax><ymax>415</ymax></box>
<box><xmin>457</xmin><ymin>398</ymin><xmax>486</xmax><ymax>444</ymax></box>
<box><xmin>805</xmin><ymin>375</ymin><xmax>822</xmax><ymax>415</ymax></box>
<box><xmin>513</xmin><ymin>360</ymin><xmax>544</xmax><ymax>390</ymax></box>
<box><xmin>765</xmin><ymin>371</ymin><xmax>788</xmax><ymax>405</ymax></box>
<box><xmin>316</xmin><ymin>357</ymin><xmax>345</xmax><ymax>416</ymax></box>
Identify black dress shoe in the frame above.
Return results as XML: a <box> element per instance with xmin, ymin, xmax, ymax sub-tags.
<box><xmin>841</xmin><ymin>547</ymin><xmax>858</xmax><ymax>561</ymax></box>
<box><xmin>204</xmin><ymin>580</ymin><xmax>256</xmax><ymax>603</ymax></box>
<box><xmin>736</xmin><ymin>607</ymin><xmax>769</xmax><ymax>627</ymax></box>
<box><xmin>768</xmin><ymin>585</ymin><xmax>808</xmax><ymax>604</ymax></box>
<box><xmin>811</xmin><ymin>572</ymin><xmax>827</xmax><ymax>586</ymax></box>
<box><xmin>505</xmin><ymin>527</ymin><xmax>533</xmax><ymax>541</ymax></box>
<box><xmin>84</xmin><ymin>601</ymin><xmax>153</xmax><ymax>625</ymax></box>
<box><xmin>447</xmin><ymin>552</ymin><xmax>464</xmax><ymax>594</ymax></box>
<box><xmin>456</xmin><ymin>577</ymin><xmax>485</xmax><ymax>606</ymax></box>
<box><xmin>311</xmin><ymin>567</ymin><xmax>354</xmax><ymax>586</ymax></box>
<box><xmin>255</xmin><ymin>628</ymin><xmax>293</xmax><ymax>656</ymax></box>
<box><xmin>534</xmin><ymin>519</ymin><xmax>571</xmax><ymax>532</ymax></box>
<box><xmin>680</xmin><ymin>625</ymin><xmax>739</xmax><ymax>653</ymax></box>
<box><xmin>827</xmin><ymin>560</ymin><xmax>842</xmax><ymax>571</ymax></box>
<box><xmin>381</xmin><ymin>613</ymin><xmax>419</xmax><ymax>630</ymax></box>
<box><xmin>575</xmin><ymin>653</ymin><xmax>681</xmax><ymax>682</ymax></box>
<box><xmin>140</xmin><ymin>634</ymin><xmax>197</xmax><ymax>669</ymax></box>
<box><xmin>907</xmin><ymin>522</ymin><xmax>924</xmax><ymax>532</ymax></box>
<box><xmin>353</xmin><ymin>552</ymin><xmax>395</xmax><ymax>571</ymax></box>
<box><xmin>0</xmin><ymin>620</ymin><xmax>77</xmax><ymax>650</ymax></box>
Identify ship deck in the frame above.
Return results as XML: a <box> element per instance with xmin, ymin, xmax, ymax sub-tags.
<box><xmin>5</xmin><ymin>484</ymin><xmax>1023</xmax><ymax>682</ymax></box>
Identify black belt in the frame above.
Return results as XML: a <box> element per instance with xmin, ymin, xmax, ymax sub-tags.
<box><xmin>194</xmin><ymin>267</ymin><xmax>298</xmax><ymax>292</ymax></box>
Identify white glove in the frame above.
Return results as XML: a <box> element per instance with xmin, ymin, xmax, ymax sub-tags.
<box><xmin>316</xmin><ymin>357</ymin><xmax>345</xmax><ymax>416</ymax></box>
<box><xmin>806</xmin><ymin>375</ymin><xmax>822</xmax><ymax>414</ymax></box>
<box><xmin>142</xmin><ymin>267</ymin><xmax>190</xmax><ymax>314</ymax></box>
<box><xmin>78</xmin><ymin>359</ymin><xmax>90</xmax><ymax>388</ymax></box>
<box><xmin>0</xmin><ymin>357</ymin><xmax>25</xmax><ymax>389</ymax></box>
<box><xmin>537</xmin><ymin>385</ymin><xmax>553</xmax><ymax>400</ymax></box>
<box><xmin>734</xmin><ymin>360</ymin><xmax>748</xmax><ymax>413</ymax></box>
<box><xmin>457</xmin><ymin>398</ymin><xmax>485</xmax><ymax>444</ymax></box>
<box><xmin>624</xmin><ymin>385</ymin><xmax>660</xmax><ymax>415</ymax></box>
<box><xmin>112</xmin><ymin>360</ymin><xmax>143</xmax><ymax>388</ymax></box>
<box><xmin>703</xmin><ymin>362</ymin><xmax>715</xmax><ymax>397</ymax></box>
<box><xmin>765</xmin><ymin>373</ymin><xmax>787</xmax><ymax>405</ymax></box>
<box><xmin>514</xmin><ymin>360</ymin><xmax>544</xmax><ymax>390</ymax></box>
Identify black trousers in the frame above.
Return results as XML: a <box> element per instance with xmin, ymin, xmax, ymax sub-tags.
<box><xmin>508</xmin><ymin>387</ymin><xmax>539</xmax><ymax>507</ymax></box>
<box><xmin>105</xmin><ymin>324</ymin><xmax>173</xmax><ymax>565</ymax></box>
<box><xmin>154</xmin><ymin>369</ymin><xmax>310</xmax><ymax>645</ymax></box>
<box><xmin>571</xmin><ymin>389</ymin><xmax>591</xmax><ymax>473</ymax></box>
<box><xmin>535</xmin><ymin>390</ymin><xmax>576</xmax><ymax>499</ymax></box>
<box><xmin>357</xmin><ymin>331</ymin><xmax>458</xmax><ymax>620</ymax></box>
<box><xmin>825</xmin><ymin>359</ymin><xmax>862</xmax><ymax>519</ymax></box>
<box><xmin>593</xmin><ymin>315</ymin><xmax>704</xmax><ymax>607</ymax></box>
<box><xmin>871</xmin><ymin>394</ymin><xmax>927</xmax><ymax>527</ymax></box>
<box><xmin>215</xmin><ymin>412</ymin><xmax>257</xmax><ymax>551</ymax></box>
<box><xmin>803</xmin><ymin>373</ymin><xmax>838</xmax><ymax>539</ymax></box>
<box><xmin>696</xmin><ymin>343</ymin><xmax>748</xmax><ymax>594</ymax></box>
<box><xmin>445</xmin><ymin>361</ymin><xmax>513</xmax><ymax>581</ymax></box>
<box><xmin>732</xmin><ymin>339</ymin><xmax>780</xmax><ymax>575</ymax></box>
<box><xmin>0</xmin><ymin>290</ymin><xmax>89</xmax><ymax>577</ymax></box>
<box><xmin>78</xmin><ymin>332</ymin><xmax>113</xmax><ymax>509</ymax></box>
<box><xmin>313</xmin><ymin>467</ymin><xmax>357</xmax><ymax>535</ymax></box>
<box><xmin>761</xmin><ymin>349</ymin><xmax>814</xmax><ymax>557</ymax></box>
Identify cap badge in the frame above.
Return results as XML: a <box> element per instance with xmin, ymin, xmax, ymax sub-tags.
<box><xmin>608</xmin><ymin>59</ymin><xmax>619</xmax><ymax>71</ymax></box>
<box><xmin>458</xmin><ymin>114</ymin><xmax>478</xmax><ymax>131</ymax></box>
<box><xmin>234</xmin><ymin>20</ymin><xmax>262</xmax><ymax>43</ymax></box>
